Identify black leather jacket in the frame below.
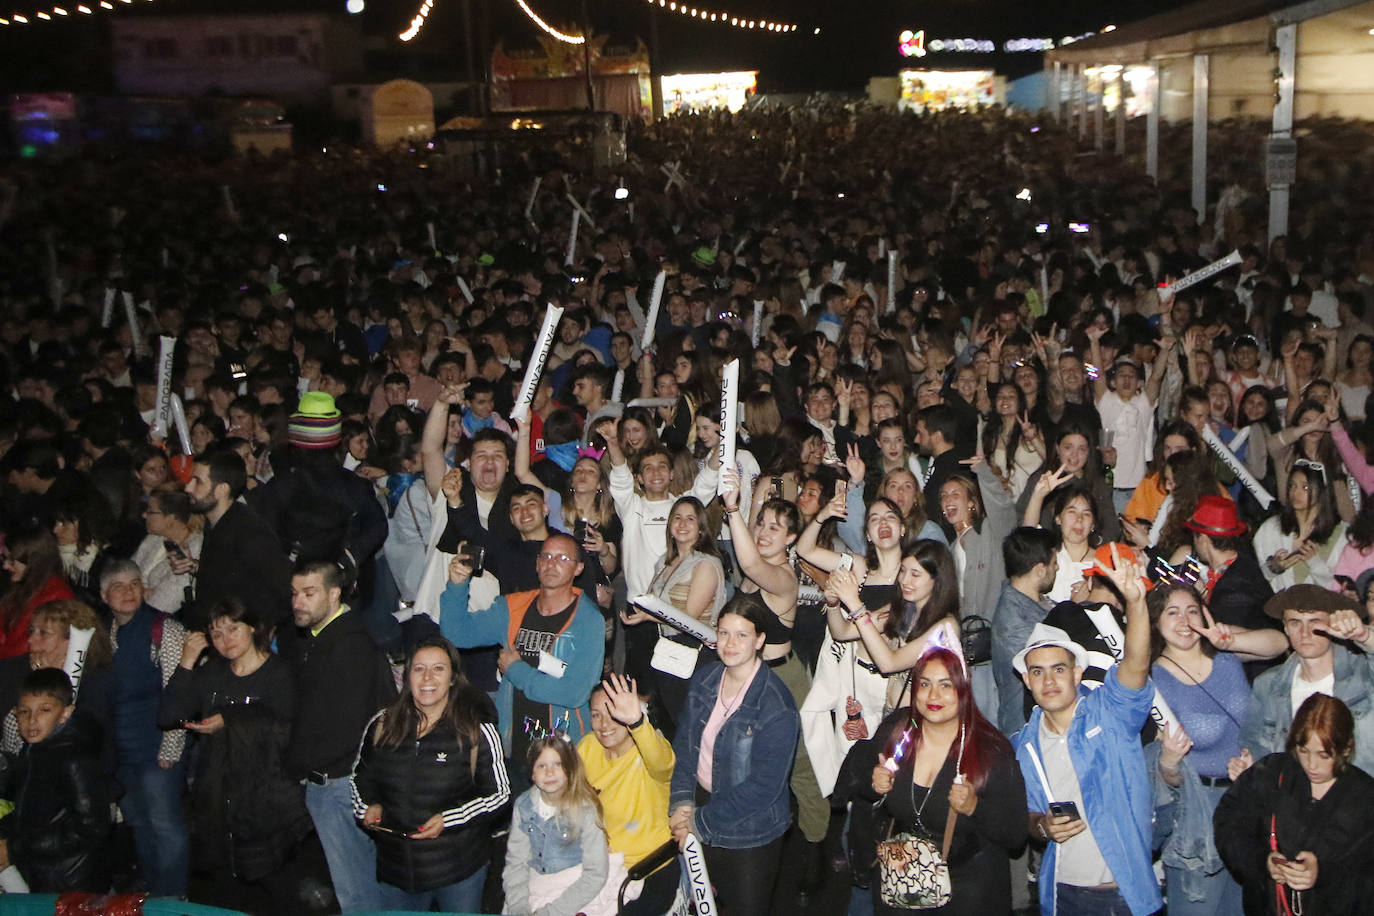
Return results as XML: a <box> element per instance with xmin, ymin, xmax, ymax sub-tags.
<box><xmin>349</xmin><ymin>700</ymin><xmax>510</xmax><ymax>892</ymax></box>
<box><xmin>0</xmin><ymin>710</ymin><xmax>111</xmax><ymax>892</ymax></box>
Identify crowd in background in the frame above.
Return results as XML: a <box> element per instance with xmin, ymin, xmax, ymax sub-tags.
<box><xmin>1</xmin><ymin>103</ymin><xmax>1374</xmax><ymax>916</ymax></box>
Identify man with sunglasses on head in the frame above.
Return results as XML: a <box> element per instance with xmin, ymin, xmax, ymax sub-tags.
<box><xmin>440</xmin><ymin>532</ymin><xmax>604</xmax><ymax>790</ymax></box>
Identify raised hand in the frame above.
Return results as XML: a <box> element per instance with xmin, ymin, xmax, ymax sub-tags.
<box><xmin>447</xmin><ymin>555</ymin><xmax>474</xmax><ymax>585</ymax></box>
<box><xmin>441</xmin><ymin>467</ymin><xmax>464</xmax><ymax>508</ymax></box>
<box><xmin>1097</xmin><ymin>542</ymin><xmax>1145</xmax><ymax>606</ymax></box>
<box><xmin>829</xmin><ymin>566</ymin><xmax>863</xmax><ymax>612</ymax></box>
<box><xmin>601</xmin><ymin>673</ymin><xmax>645</xmax><ymax>726</ymax></box>
<box><xmin>1314</xmin><ymin>608</ymin><xmax>1371</xmax><ymax>646</ymax></box>
<box><xmin>720</xmin><ymin>467</ymin><xmax>742</xmax><ymax>510</ymax></box>
<box><xmin>844</xmin><ymin>443</ymin><xmax>866</xmax><ymax>484</ymax></box>
<box><xmin>180</xmin><ymin>632</ymin><xmax>208</xmax><ymax>670</ymax></box>
<box><xmin>1191</xmin><ymin>605</ymin><xmax>1237</xmax><ymax>652</ymax></box>
<box><xmin>872</xmin><ymin>755</ymin><xmax>895</xmax><ymax>795</ymax></box>
<box><xmin>1036</xmin><ymin>466</ymin><xmax>1074</xmax><ymax>497</ymax></box>
<box><xmin>820</xmin><ymin>487</ymin><xmax>848</xmax><ymax>521</ymax></box>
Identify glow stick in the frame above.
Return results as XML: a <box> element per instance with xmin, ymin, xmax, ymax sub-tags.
<box><xmin>627</xmin><ymin>202</ymin><xmax>634</xmax><ymax>224</ymax></box>
<box><xmin>63</xmin><ymin>626</ymin><xmax>94</xmax><ymax>699</ymax></box>
<box><xmin>886</xmin><ymin>250</ymin><xmax>898</xmax><ymax>314</ymax></box>
<box><xmin>681</xmin><ymin>834</ymin><xmax>718</xmax><ymax>916</ymax></box>
<box><xmin>565</xmin><ymin>193</ymin><xmax>598</xmax><ymax>231</ymax></box>
<box><xmin>122</xmin><ymin>292</ymin><xmax>145</xmax><ymax>358</ymax></box>
<box><xmin>427</xmin><ymin>221</ymin><xmax>437</xmax><ymax>252</ymax></box>
<box><xmin>751</xmin><ymin>300</ymin><xmax>762</xmax><ymax>348</ymax></box>
<box><xmin>877</xmin><ymin>237</ymin><xmax>886</xmax><ymax>258</ymax></box>
<box><xmin>640</xmin><ymin>270</ymin><xmax>666</xmax><ymax>351</ymax></box>
<box><xmin>510</xmin><ymin>303</ymin><xmax>564</xmax><ymax>424</ymax></box>
<box><xmin>102</xmin><ymin>288</ymin><xmax>116</xmax><ymax>328</ymax></box>
<box><xmin>718</xmin><ymin>359</ymin><xmax>739</xmax><ymax>496</ymax></box>
<box><xmin>1201</xmin><ymin>424</ymin><xmax>1273</xmax><ymax>509</ymax></box>
<box><xmin>734</xmin><ymin>234</ymin><xmax>749</xmax><ymax>256</ymax></box>
<box><xmin>221</xmin><ymin>185</ymin><xmax>237</xmax><ymax>221</ymax></box>
<box><xmin>610</xmin><ymin>368</ymin><xmax>624</xmax><ymax>404</ymax></box>
<box><xmin>525</xmin><ymin>176</ymin><xmax>542</xmax><ymax>220</ymax></box>
<box><xmin>455</xmin><ymin>275</ymin><xmax>474</xmax><ymax>304</ymax></box>
<box><xmin>169</xmin><ymin>394</ymin><xmax>192</xmax><ymax>456</ymax></box>
<box><xmin>625</xmin><ymin>286</ymin><xmax>646</xmax><ymax>333</ymax></box>
<box><xmin>630</xmin><ymin>594</ymin><xmax>716</xmax><ymax>645</ymax></box>
<box><xmin>1227</xmin><ymin>426</ymin><xmax>1251</xmax><ymax>454</ymax></box>
<box><xmin>1160</xmin><ymin>250</ymin><xmax>1242</xmax><ymax>299</ymax></box>
<box><xmin>564</xmin><ymin>208</ymin><xmax>581</xmax><ymax>267</ymax></box>
<box><xmin>1083</xmin><ymin>604</ymin><xmax>1181</xmax><ymax>736</ymax></box>
<box><xmin>832</xmin><ymin>260</ymin><xmax>846</xmax><ymax>282</ymax></box>
<box><xmin>152</xmin><ymin>335</ymin><xmax>176</xmax><ymax>439</ymax></box>
<box><xmin>626</xmin><ymin>397</ymin><xmax>676</xmax><ymax>408</ymax></box>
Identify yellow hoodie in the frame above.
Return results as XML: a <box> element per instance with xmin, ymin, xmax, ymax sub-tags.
<box><xmin>576</xmin><ymin>719</ymin><xmax>675</xmax><ymax>867</ymax></box>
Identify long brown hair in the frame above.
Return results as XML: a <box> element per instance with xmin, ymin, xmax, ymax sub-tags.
<box><xmin>373</xmin><ymin>636</ymin><xmax>488</xmax><ymax>751</ymax></box>
<box><xmin>0</xmin><ymin>528</ymin><xmax>64</xmax><ymax>631</ymax></box>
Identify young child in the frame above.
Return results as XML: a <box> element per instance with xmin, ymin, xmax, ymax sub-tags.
<box><xmin>0</xmin><ymin>668</ymin><xmax>111</xmax><ymax>893</ymax></box>
<box><xmin>503</xmin><ymin>735</ymin><xmax>624</xmax><ymax>916</ymax></box>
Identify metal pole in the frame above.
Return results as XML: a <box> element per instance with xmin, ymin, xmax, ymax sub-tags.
<box><xmin>461</xmin><ymin>0</ymin><xmax>479</xmax><ymax>115</ymax></box>
<box><xmin>1051</xmin><ymin>60</ymin><xmax>1062</xmax><ymax>122</ymax></box>
<box><xmin>1192</xmin><ymin>54</ymin><xmax>1210</xmax><ymax>225</ymax></box>
<box><xmin>1146</xmin><ymin>64</ymin><xmax>1160</xmax><ymax>181</ymax></box>
<box><xmin>1269</xmin><ymin>23</ymin><xmax>1297</xmax><ymax>244</ymax></box>
<box><xmin>1114</xmin><ymin>70</ymin><xmax>1126</xmax><ymax>155</ymax></box>
<box><xmin>1078</xmin><ymin>64</ymin><xmax>1089</xmax><ymax>141</ymax></box>
<box><xmin>1094</xmin><ymin>68</ymin><xmax>1105</xmax><ymax>152</ymax></box>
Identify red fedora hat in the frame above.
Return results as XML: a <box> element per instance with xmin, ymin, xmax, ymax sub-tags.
<box><xmin>1183</xmin><ymin>495</ymin><xmax>1247</xmax><ymax>538</ymax></box>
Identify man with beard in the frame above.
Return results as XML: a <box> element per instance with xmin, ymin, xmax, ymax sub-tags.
<box><xmin>180</xmin><ymin>449</ymin><xmax>292</xmax><ymax>632</ymax></box>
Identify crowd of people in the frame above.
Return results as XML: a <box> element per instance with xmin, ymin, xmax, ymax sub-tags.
<box><xmin>1</xmin><ymin>101</ymin><xmax>1374</xmax><ymax>916</ymax></box>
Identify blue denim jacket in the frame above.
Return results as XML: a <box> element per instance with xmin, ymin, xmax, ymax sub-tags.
<box><xmin>669</xmin><ymin>660</ymin><xmax>798</xmax><ymax>849</ymax></box>
<box><xmin>1240</xmin><ymin>643</ymin><xmax>1374</xmax><ymax>774</ymax></box>
<box><xmin>1012</xmin><ymin>668</ymin><xmax>1163</xmax><ymax>916</ymax></box>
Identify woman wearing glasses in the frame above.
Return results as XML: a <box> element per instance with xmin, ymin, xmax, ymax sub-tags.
<box><xmin>1253</xmin><ymin>460</ymin><xmax>1350</xmax><ymax>591</ymax></box>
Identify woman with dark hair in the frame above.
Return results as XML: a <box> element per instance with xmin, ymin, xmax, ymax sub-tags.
<box><xmin>52</xmin><ymin>490</ymin><xmax>115</xmax><ymax>600</ymax></box>
<box><xmin>1335</xmin><ymin>333</ymin><xmax>1373</xmax><ymax>421</ymax></box>
<box><xmin>859</xmin><ymin>646</ymin><xmax>1028</xmax><ymax>915</ymax></box>
<box><xmin>1155</xmin><ymin>450</ymin><xmax>1224</xmax><ymax>559</ymax></box>
<box><xmin>622</xmin><ymin>497</ymin><xmax>726</xmax><ymax>731</ymax></box>
<box><xmin>1236</xmin><ymin>385</ymin><xmax>1282</xmax><ymax>498</ymax></box>
<box><xmin>1214</xmin><ymin>694</ymin><xmax>1374</xmax><ymax>916</ymax></box>
<box><xmin>979</xmin><ymin>382</ymin><xmax>1043</xmax><ymax>501</ymax></box>
<box><xmin>1018</xmin><ymin>424</ymin><xmax>1122</xmax><ymax>542</ymax></box>
<box><xmin>1333</xmin><ymin>495</ymin><xmax>1374</xmax><ymax>584</ymax></box>
<box><xmin>668</xmin><ymin>596</ymin><xmax>800</xmax><ymax>916</ymax></box>
<box><xmin>871</xmin><ymin>337</ymin><xmax>915</xmax><ymax>403</ymax></box>
<box><xmin>0</xmin><ymin>528</ymin><xmax>74</xmax><ymax>658</ymax></box>
<box><xmin>159</xmin><ymin>598</ymin><xmax>312</xmax><ymax>913</ymax></box>
<box><xmin>352</xmin><ymin>636</ymin><xmax>509</xmax><ymax>912</ymax></box>
<box><xmin>1024</xmin><ymin>478</ymin><xmax>1103</xmax><ymax>604</ymax></box>
<box><xmin>1270</xmin><ymin>399</ymin><xmax>1355</xmax><ymax>522</ymax></box>
<box><xmin>829</xmin><ymin>540</ymin><xmax>963</xmax><ymax>685</ymax></box>
<box><xmin>751</xmin><ymin>416</ymin><xmax>823</xmax><ymax>507</ymax></box>
<box><xmin>1254</xmin><ymin>461</ymin><xmax>1348</xmax><ymax>591</ymax></box>
<box><xmin>616</xmin><ymin>407</ymin><xmax>662</xmax><ymax>470</ymax></box>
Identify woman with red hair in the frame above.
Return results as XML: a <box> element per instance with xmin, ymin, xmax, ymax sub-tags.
<box><xmin>858</xmin><ymin>647</ymin><xmax>1028</xmax><ymax>915</ymax></box>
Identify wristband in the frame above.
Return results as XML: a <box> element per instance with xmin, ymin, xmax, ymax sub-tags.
<box><xmin>725</xmin><ymin>505</ymin><xmax>739</xmax><ymax>515</ymax></box>
<box><xmin>846</xmin><ymin>712</ymin><xmax>863</xmax><ymax>722</ymax></box>
<box><xmin>628</xmin><ymin>713</ymin><xmax>646</xmax><ymax>730</ymax></box>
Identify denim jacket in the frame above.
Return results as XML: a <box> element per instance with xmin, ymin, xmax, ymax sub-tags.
<box><xmin>1012</xmin><ymin>668</ymin><xmax>1163</xmax><ymax>916</ymax></box>
<box><xmin>669</xmin><ymin>660</ymin><xmax>799</xmax><ymax>849</ymax></box>
<box><xmin>503</xmin><ymin>788</ymin><xmax>609</xmax><ymax>916</ymax></box>
<box><xmin>439</xmin><ymin>582</ymin><xmax>604</xmax><ymax>754</ymax></box>
<box><xmin>1239</xmin><ymin>643</ymin><xmax>1374</xmax><ymax>774</ymax></box>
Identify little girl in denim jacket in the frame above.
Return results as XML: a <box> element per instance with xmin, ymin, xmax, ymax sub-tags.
<box><xmin>503</xmin><ymin>735</ymin><xmax>625</xmax><ymax>916</ymax></box>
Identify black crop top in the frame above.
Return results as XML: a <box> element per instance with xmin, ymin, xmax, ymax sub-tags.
<box><xmin>737</xmin><ymin>588</ymin><xmax>793</xmax><ymax>645</ymax></box>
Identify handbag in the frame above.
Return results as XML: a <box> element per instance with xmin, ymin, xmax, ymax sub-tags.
<box><xmin>961</xmin><ymin>614</ymin><xmax>992</xmax><ymax>666</ymax></box>
<box><xmin>875</xmin><ymin>806</ymin><xmax>957</xmax><ymax>909</ymax></box>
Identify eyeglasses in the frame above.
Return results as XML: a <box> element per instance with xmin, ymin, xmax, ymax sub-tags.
<box><xmin>537</xmin><ymin>553</ymin><xmax>577</xmax><ymax>565</ymax></box>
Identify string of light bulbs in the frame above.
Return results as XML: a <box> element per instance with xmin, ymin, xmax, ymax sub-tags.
<box><xmin>1</xmin><ymin>0</ymin><xmax>143</xmax><ymax>27</ymax></box>
<box><xmin>397</xmin><ymin>0</ymin><xmax>433</xmax><ymax>40</ymax></box>
<box><xmin>511</xmin><ymin>0</ymin><xmax>583</xmax><ymax>44</ymax></box>
<box><xmin>639</xmin><ymin>0</ymin><xmax>799</xmax><ymax>33</ymax></box>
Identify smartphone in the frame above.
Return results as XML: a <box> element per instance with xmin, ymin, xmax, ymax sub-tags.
<box><xmin>1048</xmin><ymin>801</ymin><xmax>1082</xmax><ymax>822</ymax></box>
<box><xmin>836</xmin><ymin>554</ymin><xmax>854</xmax><ymax>572</ymax></box>
<box><xmin>164</xmin><ymin>539</ymin><xmax>184</xmax><ymax>561</ymax></box>
<box><xmin>458</xmin><ymin>543</ymin><xmax>487</xmax><ymax>578</ymax></box>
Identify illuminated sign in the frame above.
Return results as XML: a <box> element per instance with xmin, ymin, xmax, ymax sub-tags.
<box><xmin>898</xmin><ymin>29</ymin><xmax>1089</xmax><ymax>56</ymax></box>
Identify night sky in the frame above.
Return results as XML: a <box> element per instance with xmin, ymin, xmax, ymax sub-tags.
<box><xmin>0</xmin><ymin>0</ymin><xmax>1194</xmax><ymax>95</ymax></box>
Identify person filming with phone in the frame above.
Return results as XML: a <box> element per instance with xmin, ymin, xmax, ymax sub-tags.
<box><xmin>1010</xmin><ymin>544</ymin><xmax>1162</xmax><ymax>916</ymax></box>
<box><xmin>441</xmin><ymin>532</ymin><xmax>604</xmax><ymax>792</ymax></box>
